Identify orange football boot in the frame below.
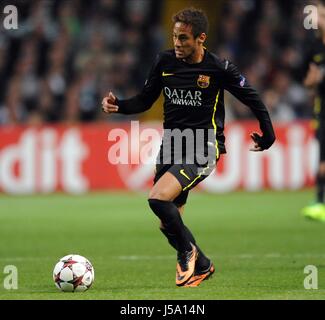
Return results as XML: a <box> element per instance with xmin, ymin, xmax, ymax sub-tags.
<box><xmin>184</xmin><ymin>262</ymin><xmax>215</xmax><ymax>287</ymax></box>
<box><xmin>176</xmin><ymin>243</ymin><xmax>198</xmax><ymax>286</ymax></box>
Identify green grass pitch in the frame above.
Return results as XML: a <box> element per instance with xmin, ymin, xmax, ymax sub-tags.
<box><xmin>0</xmin><ymin>190</ymin><xmax>325</xmax><ymax>300</ymax></box>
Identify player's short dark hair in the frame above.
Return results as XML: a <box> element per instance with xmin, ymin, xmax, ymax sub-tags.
<box><xmin>320</xmin><ymin>0</ymin><xmax>325</xmax><ymax>5</ymax></box>
<box><xmin>172</xmin><ymin>7</ymin><xmax>209</xmax><ymax>38</ymax></box>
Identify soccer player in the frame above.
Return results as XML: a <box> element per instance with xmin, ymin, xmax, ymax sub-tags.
<box><xmin>102</xmin><ymin>8</ymin><xmax>275</xmax><ymax>287</ymax></box>
<box><xmin>302</xmin><ymin>0</ymin><xmax>325</xmax><ymax>221</ymax></box>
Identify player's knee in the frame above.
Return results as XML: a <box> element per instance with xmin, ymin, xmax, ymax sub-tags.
<box><xmin>148</xmin><ymin>189</ymin><xmax>172</xmax><ymax>201</ymax></box>
<box><xmin>148</xmin><ymin>198</ymin><xmax>168</xmax><ymax>221</ymax></box>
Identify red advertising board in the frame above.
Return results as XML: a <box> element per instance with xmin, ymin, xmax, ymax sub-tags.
<box><xmin>0</xmin><ymin>121</ymin><xmax>318</xmax><ymax>194</ymax></box>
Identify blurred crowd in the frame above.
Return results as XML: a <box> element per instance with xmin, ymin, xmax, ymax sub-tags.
<box><xmin>0</xmin><ymin>0</ymin><xmax>317</xmax><ymax>125</ymax></box>
<box><xmin>0</xmin><ymin>0</ymin><xmax>163</xmax><ymax>124</ymax></box>
<box><xmin>214</xmin><ymin>0</ymin><xmax>314</xmax><ymax>121</ymax></box>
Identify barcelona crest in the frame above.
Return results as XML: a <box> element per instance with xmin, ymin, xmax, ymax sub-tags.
<box><xmin>197</xmin><ymin>74</ymin><xmax>210</xmax><ymax>88</ymax></box>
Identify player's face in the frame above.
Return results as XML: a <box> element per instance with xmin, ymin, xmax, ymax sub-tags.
<box><xmin>173</xmin><ymin>22</ymin><xmax>205</xmax><ymax>60</ymax></box>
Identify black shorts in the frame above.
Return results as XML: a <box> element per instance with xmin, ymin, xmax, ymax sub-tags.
<box><xmin>316</xmin><ymin>119</ymin><xmax>325</xmax><ymax>162</ymax></box>
<box><xmin>153</xmin><ymin>160</ymin><xmax>217</xmax><ymax>207</ymax></box>
<box><xmin>153</xmin><ymin>133</ymin><xmax>219</xmax><ymax>207</ymax></box>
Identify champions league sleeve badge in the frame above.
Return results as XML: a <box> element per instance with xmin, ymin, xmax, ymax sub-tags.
<box><xmin>239</xmin><ymin>75</ymin><xmax>246</xmax><ymax>87</ymax></box>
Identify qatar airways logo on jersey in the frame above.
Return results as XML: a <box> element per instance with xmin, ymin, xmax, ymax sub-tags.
<box><xmin>164</xmin><ymin>87</ymin><xmax>202</xmax><ymax>107</ymax></box>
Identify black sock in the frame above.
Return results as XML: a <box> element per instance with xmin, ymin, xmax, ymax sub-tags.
<box><xmin>184</xmin><ymin>226</ymin><xmax>211</xmax><ymax>270</ymax></box>
<box><xmin>148</xmin><ymin>199</ymin><xmax>191</xmax><ymax>252</ymax></box>
<box><xmin>160</xmin><ymin>225</ymin><xmax>210</xmax><ymax>270</ymax></box>
<box><xmin>160</xmin><ymin>227</ymin><xmax>179</xmax><ymax>250</ymax></box>
<box><xmin>316</xmin><ymin>174</ymin><xmax>325</xmax><ymax>203</ymax></box>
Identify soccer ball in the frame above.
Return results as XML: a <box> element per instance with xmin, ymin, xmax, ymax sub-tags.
<box><xmin>53</xmin><ymin>254</ymin><xmax>95</xmax><ymax>292</ymax></box>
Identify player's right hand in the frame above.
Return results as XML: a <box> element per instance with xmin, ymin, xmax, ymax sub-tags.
<box><xmin>101</xmin><ymin>92</ymin><xmax>119</xmax><ymax>113</ymax></box>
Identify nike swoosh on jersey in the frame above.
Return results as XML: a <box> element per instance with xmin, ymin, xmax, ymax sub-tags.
<box><xmin>162</xmin><ymin>71</ymin><xmax>174</xmax><ymax>76</ymax></box>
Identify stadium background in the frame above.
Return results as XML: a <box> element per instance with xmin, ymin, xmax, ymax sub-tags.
<box><xmin>0</xmin><ymin>0</ymin><xmax>319</xmax><ymax>194</ymax></box>
<box><xmin>1</xmin><ymin>0</ymin><xmax>325</xmax><ymax>301</ymax></box>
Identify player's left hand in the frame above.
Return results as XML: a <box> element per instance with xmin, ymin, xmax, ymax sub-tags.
<box><xmin>249</xmin><ymin>132</ymin><xmax>274</xmax><ymax>152</ymax></box>
<box><xmin>250</xmin><ymin>132</ymin><xmax>262</xmax><ymax>151</ymax></box>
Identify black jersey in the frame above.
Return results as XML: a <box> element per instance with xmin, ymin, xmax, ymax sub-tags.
<box><xmin>304</xmin><ymin>35</ymin><xmax>325</xmax><ymax>120</ymax></box>
<box><xmin>117</xmin><ymin>49</ymin><xmax>275</xmax><ymax>154</ymax></box>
